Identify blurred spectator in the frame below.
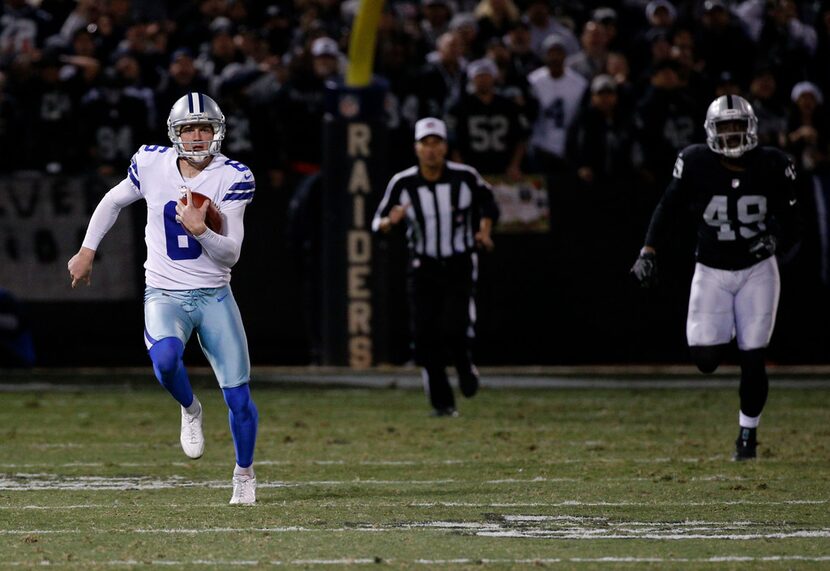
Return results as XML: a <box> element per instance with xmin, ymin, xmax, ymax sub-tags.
<box><xmin>525</xmin><ymin>0</ymin><xmax>580</xmax><ymax>58</ymax></box>
<box><xmin>112</xmin><ymin>50</ymin><xmax>156</xmax><ymax>128</ymax></box>
<box><xmin>60</xmin><ymin>27</ymin><xmax>102</xmax><ymax>86</ymax></box>
<box><xmin>748</xmin><ymin>65</ymin><xmax>788</xmax><ymax>148</ymax></box>
<box><xmin>527</xmin><ymin>34</ymin><xmax>588</xmax><ymax>237</ymax></box>
<box><xmin>274</xmin><ymin>36</ymin><xmax>342</xmax><ymax>187</ymax></box>
<box><xmin>420</xmin><ymin>0</ymin><xmax>454</xmax><ymax>50</ymax></box>
<box><xmin>671</xmin><ymin>26</ymin><xmax>710</xmax><ymax>105</ymax></box>
<box><xmin>734</xmin><ymin>0</ymin><xmax>768</xmax><ymax>42</ymax></box>
<box><xmin>714</xmin><ymin>70</ymin><xmax>742</xmax><ymax>97</ymax></box>
<box><xmin>59</xmin><ymin>0</ymin><xmax>101</xmax><ymax>44</ymax></box>
<box><xmin>261</xmin><ymin>4</ymin><xmax>293</xmax><ymax>57</ymax></box>
<box><xmin>484</xmin><ymin>35</ymin><xmax>533</xmax><ymax>109</ymax></box>
<box><xmin>604</xmin><ymin>50</ymin><xmax>635</xmax><ymax>116</ymax></box>
<box><xmin>606</xmin><ymin>50</ymin><xmax>631</xmax><ymax>88</ymax></box>
<box><xmin>635</xmin><ymin>59</ymin><xmax>701</xmax><ymax>188</ymax></box>
<box><xmin>445</xmin><ymin>57</ymin><xmax>528</xmax><ymax>178</ymax></box>
<box><xmin>69</xmin><ymin>26</ymin><xmax>98</xmax><ymax>60</ymax></box>
<box><xmin>645</xmin><ymin>0</ymin><xmax>676</xmax><ymax>30</ymax></box>
<box><xmin>79</xmin><ymin>67</ymin><xmax>151</xmax><ymax>176</ymax></box>
<box><xmin>448</xmin><ymin>12</ymin><xmax>480</xmax><ymax>58</ymax></box>
<box><xmin>0</xmin><ymin>70</ymin><xmax>23</xmax><ymax>172</ymax></box>
<box><xmin>592</xmin><ymin>7</ymin><xmax>623</xmax><ymax>53</ymax></box>
<box><xmin>417</xmin><ymin>31</ymin><xmax>465</xmax><ymax>118</ymax></box>
<box><xmin>815</xmin><ymin>2</ymin><xmax>830</xmax><ymax>98</ymax></box>
<box><xmin>786</xmin><ymin>81</ymin><xmax>829</xmax><ymax>175</ymax></box>
<box><xmin>155</xmin><ymin>47</ymin><xmax>210</xmax><ymax>118</ymax></box>
<box><xmin>528</xmin><ymin>35</ymin><xmax>587</xmax><ymax>165</ymax></box>
<box><xmin>566</xmin><ymin>20</ymin><xmax>610</xmax><ymax>81</ymax></box>
<box><xmin>196</xmin><ymin>17</ymin><xmax>240</xmax><ymax>97</ymax></box>
<box><xmin>757</xmin><ymin>0</ymin><xmax>817</xmax><ymax>91</ymax></box>
<box><xmin>0</xmin><ymin>0</ymin><xmax>55</xmax><ymax>66</ymax></box>
<box><xmin>568</xmin><ymin>74</ymin><xmax>636</xmax><ymax>199</ymax></box>
<box><xmin>502</xmin><ymin>19</ymin><xmax>542</xmax><ymax>91</ymax></box>
<box><xmin>566</xmin><ymin>73</ymin><xmax>638</xmax><ymax>273</ymax></box>
<box><xmin>19</xmin><ymin>46</ymin><xmax>85</xmax><ymax>173</ymax></box>
<box><xmin>634</xmin><ymin>28</ymin><xmax>672</xmax><ymax>95</ymax></box>
<box><xmin>218</xmin><ymin>71</ymin><xmax>262</xmax><ymax>169</ymax></box>
<box><xmin>630</xmin><ymin>0</ymin><xmax>677</xmax><ymax>74</ymax></box>
<box><xmin>695</xmin><ymin>0</ymin><xmax>756</xmax><ymax>87</ymax></box>
<box><xmin>474</xmin><ymin>0</ymin><xmax>520</xmax><ymax>50</ymax></box>
<box><xmin>376</xmin><ymin>27</ymin><xmax>422</xmax><ymax>171</ymax></box>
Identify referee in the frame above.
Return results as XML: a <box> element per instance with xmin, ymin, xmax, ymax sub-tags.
<box><xmin>373</xmin><ymin>117</ymin><xmax>500</xmax><ymax>417</ymax></box>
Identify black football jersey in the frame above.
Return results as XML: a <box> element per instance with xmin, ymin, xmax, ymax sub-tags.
<box><xmin>445</xmin><ymin>93</ymin><xmax>528</xmax><ymax>175</ymax></box>
<box><xmin>645</xmin><ymin>144</ymin><xmax>799</xmax><ymax>270</ymax></box>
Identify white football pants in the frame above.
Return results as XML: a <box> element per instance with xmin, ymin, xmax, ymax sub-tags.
<box><xmin>686</xmin><ymin>257</ymin><xmax>780</xmax><ymax>351</ymax></box>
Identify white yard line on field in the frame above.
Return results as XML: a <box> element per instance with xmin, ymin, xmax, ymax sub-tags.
<box><xmin>3</xmin><ymin>518</ymin><xmax>830</xmax><ymax>541</ymax></box>
<box><xmin>0</xmin><ymin>473</ymin><xmax>807</xmax><ymax>491</ymax></box>
<box><xmin>2</xmin><ymin>499</ymin><xmax>827</xmax><ymax>511</ymax></box>
<box><xmin>1</xmin><ymin>473</ymin><xmax>783</xmax><ymax>491</ymax></box>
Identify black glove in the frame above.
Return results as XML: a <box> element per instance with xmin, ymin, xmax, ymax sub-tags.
<box><xmin>748</xmin><ymin>234</ymin><xmax>777</xmax><ymax>260</ymax></box>
<box><xmin>631</xmin><ymin>250</ymin><xmax>657</xmax><ymax>288</ymax></box>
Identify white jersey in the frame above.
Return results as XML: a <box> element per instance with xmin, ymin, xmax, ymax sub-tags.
<box><xmin>127</xmin><ymin>145</ymin><xmax>254</xmax><ymax>289</ymax></box>
<box><xmin>528</xmin><ymin>66</ymin><xmax>587</xmax><ymax>157</ymax></box>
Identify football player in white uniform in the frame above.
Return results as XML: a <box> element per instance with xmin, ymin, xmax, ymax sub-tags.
<box><xmin>631</xmin><ymin>95</ymin><xmax>800</xmax><ymax>461</ymax></box>
<box><xmin>68</xmin><ymin>93</ymin><xmax>259</xmax><ymax>504</ymax></box>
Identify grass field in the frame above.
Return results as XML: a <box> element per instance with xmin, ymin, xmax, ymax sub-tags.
<box><xmin>1</xmin><ymin>374</ymin><xmax>829</xmax><ymax>569</ymax></box>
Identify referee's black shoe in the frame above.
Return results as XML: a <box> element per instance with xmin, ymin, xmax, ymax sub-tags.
<box><xmin>458</xmin><ymin>365</ymin><xmax>480</xmax><ymax>398</ymax></box>
<box><xmin>733</xmin><ymin>427</ymin><xmax>757</xmax><ymax>461</ymax></box>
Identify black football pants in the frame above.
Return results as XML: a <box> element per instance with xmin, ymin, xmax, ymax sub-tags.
<box><xmin>408</xmin><ymin>254</ymin><xmax>476</xmax><ymax>410</ymax></box>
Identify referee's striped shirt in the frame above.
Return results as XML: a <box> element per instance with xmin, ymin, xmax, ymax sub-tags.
<box><xmin>372</xmin><ymin>161</ymin><xmax>499</xmax><ymax>258</ymax></box>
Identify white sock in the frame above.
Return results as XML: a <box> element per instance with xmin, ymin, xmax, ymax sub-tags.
<box><xmin>234</xmin><ymin>464</ymin><xmax>254</xmax><ymax>477</ymax></box>
<box><xmin>185</xmin><ymin>397</ymin><xmax>201</xmax><ymax>415</ymax></box>
<box><xmin>739</xmin><ymin>411</ymin><xmax>760</xmax><ymax>428</ymax></box>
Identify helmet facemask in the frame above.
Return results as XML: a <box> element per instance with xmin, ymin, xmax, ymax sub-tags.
<box><xmin>706</xmin><ymin>118</ymin><xmax>757</xmax><ymax>158</ymax></box>
<box><xmin>704</xmin><ymin>96</ymin><xmax>758</xmax><ymax>158</ymax></box>
<box><xmin>169</xmin><ymin>120</ymin><xmax>225</xmax><ymax>160</ymax></box>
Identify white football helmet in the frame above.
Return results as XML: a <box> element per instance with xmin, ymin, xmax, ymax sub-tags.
<box><xmin>167</xmin><ymin>92</ymin><xmax>226</xmax><ymax>159</ymax></box>
<box><xmin>704</xmin><ymin>94</ymin><xmax>758</xmax><ymax>158</ymax></box>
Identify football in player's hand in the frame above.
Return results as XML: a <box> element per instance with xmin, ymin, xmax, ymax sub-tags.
<box><xmin>182</xmin><ymin>192</ymin><xmax>222</xmax><ymax>233</ymax></box>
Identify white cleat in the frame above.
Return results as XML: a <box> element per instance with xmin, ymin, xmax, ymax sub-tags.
<box><xmin>229</xmin><ymin>473</ymin><xmax>256</xmax><ymax>505</ymax></box>
<box><xmin>180</xmin><ymin>400</ymin><xmax>204</xmax><ymax>459</ymax></box>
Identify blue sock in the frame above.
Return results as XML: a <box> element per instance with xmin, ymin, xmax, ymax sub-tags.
<box><xmin>148</xmin><ymin>338</ymin><xmax>194</xmax><ymax>408</ymax></box>
<box><xmin>222</xmin><ymin>384</ymin><xmax>258</xmax><ymax>468</ymax></box>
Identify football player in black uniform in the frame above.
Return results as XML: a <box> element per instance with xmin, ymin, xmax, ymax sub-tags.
<box><xmin>631</xmin><ymin>94</ymin><xmax>800</xmax><ymax>461</ymax></box>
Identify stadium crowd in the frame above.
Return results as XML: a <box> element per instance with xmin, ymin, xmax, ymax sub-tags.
<box><xmin>2</xmin><ymin>0</ymin><xmax>828</xmax><ymax>186</ymax></box>
<box><xmin>2</xmin><ymin>0</ymin><xmax>830</xmax><ymax>366</ymax></box>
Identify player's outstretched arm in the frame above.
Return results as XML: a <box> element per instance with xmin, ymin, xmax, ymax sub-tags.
<box><xmin>68</xmin><ymin>247</ymin><xmax>95</xmax><ymax>288</ymax></box>
<box><xmin>67</xmin><ymin>178</ymin><xmax>142</xmax><ymax>288</ymax></box>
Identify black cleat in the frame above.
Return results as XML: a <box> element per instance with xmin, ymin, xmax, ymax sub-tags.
<box><xmin>458</xmin><ymin>365</ymin><xmax>480</xmax><ymax>398</ymax></box>
<box><xmin>733</xmin><ymin>427</ymin><xmax>757</xmax><ymax>461</ymax></box>
<box><xmin>431</xmin><ymin>407</ymin><xmax>459</xmax><ymax>418</ymax></box>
